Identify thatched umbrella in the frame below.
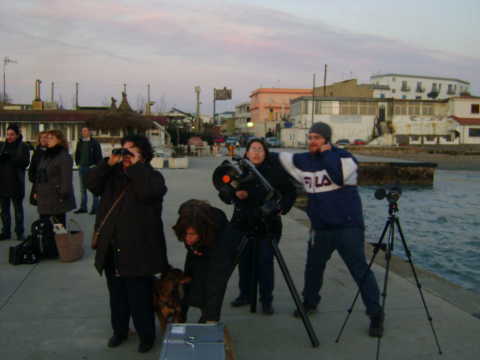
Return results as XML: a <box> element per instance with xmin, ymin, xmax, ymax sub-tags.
<box><xmin>86</xmin><ymin>93</ymin><xmax>154</xmax><ymax>133</ymax></box>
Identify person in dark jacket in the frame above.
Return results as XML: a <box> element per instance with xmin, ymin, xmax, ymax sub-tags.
<box><xmin>226</xmin><ymin>138</ymin><xmax>297</xmax><ymax>315</ymax></box>
<box><xmin>34</xmin><ymin>130</ymin><xmax>76</xmax><ymax>226</ymax></box>
<box><xmin>28</xmin><ymin>131</ymin><xmax>49</xmax><ymax>206</ymax></box>
<box><xmin>74</xmin><ymin>127</ymin><xmax>102</xmax><ymax>214</ymax></box>
<box><xmin>0</xmin><ymin>124</ymin><xmax>31</xmax><ymax>241</ymax></box>
<box><xmin>172</xmin><ymin>199</ymin><xmax>236</xmax><ymax>323</ymax></box>
<box><xmin>278</xmin><ymin>122</ymin><xmax>383</xmax><ymax>337</ymax></box>
<box><xmin>86</xmin><ymin>134</ymin><xmax>169</xmax><ymax>354</ymax></box>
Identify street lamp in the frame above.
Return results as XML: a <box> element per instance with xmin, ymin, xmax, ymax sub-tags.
<box><xmin>2</xmin><ymin>57</ymin><xmax>18</xmax><ymax>103</ymax></box>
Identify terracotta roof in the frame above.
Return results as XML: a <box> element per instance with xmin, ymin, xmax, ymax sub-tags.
<box><xmin>450</xmin><ymin>115</ymin><xmax>480</xmax><ymax>125</ymax></box>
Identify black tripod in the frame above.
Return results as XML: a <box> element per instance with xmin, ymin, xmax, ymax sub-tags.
<box><xmin>335</xmin><ymin>189</ymin><xmax>443</xmax><ymax>359</ymax></box>
<box><xmin>230</xmin><ymin>219</ymin><xmax>320</xmax><ymax>348</ymax></box>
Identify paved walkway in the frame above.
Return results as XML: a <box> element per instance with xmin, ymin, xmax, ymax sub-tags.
<box><xmin>0</xmin><ymin>156</ymin><xmax>479</xmax><ymax>360</ymax></box>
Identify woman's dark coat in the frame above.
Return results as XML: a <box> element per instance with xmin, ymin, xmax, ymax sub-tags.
<box><xmin>28</xmin><ymin>146</ymin><xmax>46</xmax><ymax>205</ymax></box>
<box><xmin>229</xmin><ymin>153</ymin><xmax>297</xmax><ymax>235</ymax></box>
<box><xmin>0</xmin><ymin>136</ymin><xmax>30</xmax><ymax>199</ymax></box>
<box><xmin>183</xmin><ymin>207</ymin><xmax>236</xmax><ymax>322</ymax></box>
<box><xmin>86</xmin><ymin>159</ymin><xmax>169</xmax><ymax>277</ymax></box>
<box><xmin>35</xmin><ymin>146</ymin><xmax>76</xmax><ymax>215</ymax></box>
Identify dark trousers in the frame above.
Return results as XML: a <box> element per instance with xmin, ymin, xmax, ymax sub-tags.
<box><xmin>106</xmin><ymin>272</ymin><xmax>155</xmax><ymax>344</ymax></box>
<box><xmin>0</xmin><ymin>196</ymin><xmax>24</xmax><ymax>237</ymax></box>
<box><xmin>238</xmin><ymin>232</ymin><xmax>278</xmax><ymax>305</ymax></box>
<box><xmin>79</xmin><ymin>166</ymin><xmax>99</xmax><ymax>211</ymax></box>
<box><xmin>303</xmin><ymin>227</ymin><xmax>382</xmax><ymax>317</ymax></box>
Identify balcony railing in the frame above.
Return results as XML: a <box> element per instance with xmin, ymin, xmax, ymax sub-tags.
<box><xmin>401</xmin><ymin>86</ymin><xmax>411</xmax><ymax>92</ymax></box>
<box><xmin>416</xmin><ymin>87</ymin><xmax>425</xmax><ymax>93</ymax></box>
<box><xmin>447</xmin><ymin>89</ymin><xmax>456</xmax><ymax>95</ymax></box>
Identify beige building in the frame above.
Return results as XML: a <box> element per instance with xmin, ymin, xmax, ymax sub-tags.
<box><xmin>249</xmin><ymin>88</ymin><xmax>312</xmax><ymax>137</ymax></box>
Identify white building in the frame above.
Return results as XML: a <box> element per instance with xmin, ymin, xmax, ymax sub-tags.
<box><xmin>449</xmin><ymin>97</ymin><xmax>480</xmax><ymax>144</ymax></box>
<box><xmin>234</xmin><ymin>102</ymin><xmax>251</xmax><ymax>134</ymax></box>
<box><xmin>285</xmin><ymin>95</ymin><xmax>480</xmax><ymax>147</ymax></box>
<box><xmin>370</xmin><ymin>74</ymin><xmax>470</xmax><ymax>100</ymax></box>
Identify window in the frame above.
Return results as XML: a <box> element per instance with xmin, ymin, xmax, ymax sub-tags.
<box><xmin>422</xmin><ymin>105</ymin><xmax>433</xmax><ymax>115</ymax></box>
<box><xmin>401</xmin><ymin>81</ymin><xmax>410</xmax><ymax>92</ymax></box>
<box><xmin>472</xmin><ymin>104</ymin><xmax>480</xmax><ymax>114</ymax></box>
<box><xmin>469</xmin><ymin>128</ymin><xmax>480</xmax><ymax>137</ymax></box>
<box><xmin>380</xmin><ymin>93</ymin><xmax>385</xmax><ymax>98</ymax></box>
<box><xmin>392</xmin><ymin>77</ymin><xmax>396</xmax><ymax>82</ymax></box>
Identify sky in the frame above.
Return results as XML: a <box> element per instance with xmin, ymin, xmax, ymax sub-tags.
<box><xmin>1</xmin><ymin>0</ymin><xmax>478</xmax><ymax>114</ymax></box>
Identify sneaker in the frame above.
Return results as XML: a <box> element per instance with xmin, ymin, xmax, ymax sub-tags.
<box><xmin>231</xmin><ymin>296</ymin><xmax>249</xmax><ymax>307</ymax></box>
<box><xmin>74</xmin><ymin>208</ymin><xmax>87</xmax><ymax>214</ymax></box>
<box><xmin>293</xmin><ymin>304</ymin><xmax>317</xmax><ymax>318</ymax></box>
<box><xmin>262</xmin><ymin>303</ymin><xmax>274</xmax><ymax>315</ymax></box>
<box><xmin>369</xmin><ymin>313</ymin><xmax>384</xmax><ymax>338</ymax></box>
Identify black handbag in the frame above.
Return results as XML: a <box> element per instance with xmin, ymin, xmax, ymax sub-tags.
<box><xmin>9</xmin><ymin>236</ymin><xmax>40</xmax><ymax>265</ymax></box>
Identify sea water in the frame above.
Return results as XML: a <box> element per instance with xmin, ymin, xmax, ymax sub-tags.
<box><xmin>360</xmin><ymin>170</ymin><xmax>480</xmax><ymax>293</ymax></box>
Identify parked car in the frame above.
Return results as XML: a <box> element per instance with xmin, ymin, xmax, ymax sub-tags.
<box><xmin>265</xmin><ymin>136</ymin><xmax>282</xmax><ymax>148</ymax></box>
<box><xmin>335</xmin><ymin>139</ymin><xmax>350</xmax><ymax>147</ymax></box>
<box><xmin>353</xmin><ymin>139</ymin><xmax>366</xmax><ymax>145</ymax></box>
<box><xmin>213</xmin><ymin>136</ymin><xmax>225</xmax><ymax>144</ymax></box>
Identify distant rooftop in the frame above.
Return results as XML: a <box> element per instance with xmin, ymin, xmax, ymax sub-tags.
<box><xmin>370</xmin><ymin>73</ymin><xmax>470</xmax><ymax>85</ymax></box>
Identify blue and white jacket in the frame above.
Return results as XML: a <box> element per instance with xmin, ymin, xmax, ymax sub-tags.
<box><xmin>279</xmin><ymin>148</ymin><xmax>364</xmax><ymax>230</ymax></box>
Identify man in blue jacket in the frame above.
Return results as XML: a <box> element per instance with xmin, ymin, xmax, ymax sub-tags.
<box><xmin>279</xmin><ymin>122</ymin><xmax>384</xmax><ymax>337</ymax></box>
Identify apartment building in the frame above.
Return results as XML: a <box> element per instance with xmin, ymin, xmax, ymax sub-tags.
<box><xmin>370</xmin><ymin>73</ymin><xmax>470</xmax><ymax>100</ymax></box>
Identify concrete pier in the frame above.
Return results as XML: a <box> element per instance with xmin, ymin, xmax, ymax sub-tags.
<box><xmin>0</xmin><ymin>156</ymin><xmax>478</xmax><ymax>360</ymax></box>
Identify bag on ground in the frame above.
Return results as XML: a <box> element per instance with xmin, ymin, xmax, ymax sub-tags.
<box><xmin>54</xmin><ymin>220</ymin><xmax>84</xmax><ymax>262</ymax></box>
<box><xmin>31</xmin><ymin>218</ymin><xmax>58</xmax><ymax>259</ymax></box>
<box><xmin>9</xmin><ymin>236</ymin><xmax>40</xmax><ymax>265</ymax></box>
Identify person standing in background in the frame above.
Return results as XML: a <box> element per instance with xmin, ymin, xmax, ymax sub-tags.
<box><xmin>34</xmin><ymin>130</ymin><xmax>76</xmax><ymax>227</ymax></box>
<box><xmin>74</xmin><ymin>127</ymin><xmax>102</xmax><ymax>215</ymax></box>
<box><xmin>28</xmin><ymin>131</ymin><xmax>49</xmax><ymax>206</ymax></box>
<box><xmin>0</xmin><ymin>124</ymin><xmax>30</xmax><ymax>241</ymax></box>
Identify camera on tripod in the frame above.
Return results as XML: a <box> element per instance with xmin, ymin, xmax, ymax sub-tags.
<box><xmin>212</xmin><ymin>156</ymin><xmax>282</xmax><ymax>217</ymax></box>
<box><xmin>374</xmin><ymin>186</ymin><xmax>402</xmax><ymax>203</ymax></box>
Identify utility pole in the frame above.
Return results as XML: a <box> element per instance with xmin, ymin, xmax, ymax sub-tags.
<box><xmin>123</xmin><ymin>83</ymin><xmax>127</xmax><ymax>93</ymax></box>
<box><xmin>2</xmin><ymin>57</ymin><xmax>18</xmax><ymax>103</ymax></box>
<box><xmin>323</xmin><ymin>64</ymin><xmax>328</xmax><ymax>97</ymax></box>
<box><xmin>75</xmin><ymin>82</ymin><xmax>79</xmax><ymax>109</ymax></box>
<box><xmin>146</xmin><ymin>83</ymin><xmax>151</xmax><ymax>115</ymax></box>
<box><xmin>195</xmin><ymin>86</ymin><xmax>201</xmax><ymax>132</ymax></box>
<box><xmin>51</xmin><ymin>82</ymin><xmax>55</xmax><ymax>103</ymax></box>
<box><xmin>312</xmin><ymin>73</ymin><xmax>316</xmax><ymax>128</ymax></box>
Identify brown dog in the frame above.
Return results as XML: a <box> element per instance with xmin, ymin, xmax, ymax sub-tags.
<box><xmin>153</xmin><ymin>268</ymin><xmax>191</xmax><ymax>331</ymax></box>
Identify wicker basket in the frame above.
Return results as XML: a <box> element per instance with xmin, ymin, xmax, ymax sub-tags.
<box><xmin>55</xmin><ymin>220</ymin><xmax>84</xmax><ymax>262</ymax></box>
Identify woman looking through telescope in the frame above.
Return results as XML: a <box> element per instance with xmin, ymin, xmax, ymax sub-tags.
<box><xmin>226</xmin><ymin>138</ymin><xmax>297</xmax><ymax>315</ymax></box>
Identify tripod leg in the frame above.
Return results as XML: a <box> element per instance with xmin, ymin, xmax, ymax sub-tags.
<box><xmin>250</xmin><ymin>236</ymin><xmax>258</xmax><ymax>313</ymax></box>
<box><xmin>336</xmin><ymin>218</ymin><xmax>391</xmax><ymax>343</ymax></box>
<box><xmin>375</xmin><ymin>221</ymin><xmax>395</xmax><ymax>360</ymax></box>
<box><xmin>395</xmin><ymin>218</ymin><xmax>443</xmax><ymax>355</ymax></box>
<box><xmin>270</xmin><ymin>237</ymin><xmax>320</xmax><ymax>348</ymax></box>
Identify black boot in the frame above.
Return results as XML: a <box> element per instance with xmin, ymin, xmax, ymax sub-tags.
<box><xmin>262</xmin><ymin>303</ymin><xmax>274</xmax><ymax>315</ymax></box>
<box><xmin>138</xmin><ymin>341</ymin><xmax>154</xmax><ymax>353</ymax></box>
<box><xmin>369</xmin><ymin>313</ymin><xmax>385</xmax><ymax>338</ymax></box>
<box><xmin>0</xmin><ymin>233</ymin><xmax>11</xmax><ymax>241</ymax></box>
<box><xmin>107</xmin><ymin>334</ymin><xmax>127</xmax><ymax>348</ymax></box>
<box><xmin>293</xmin><ymin>303</ymin><xmax>317</xmax><ymax>318</ymax></box>
<box><xmin>231</xmin><ymin>296</ymin><xmax>249</xmax><ymax>307</ymax></box>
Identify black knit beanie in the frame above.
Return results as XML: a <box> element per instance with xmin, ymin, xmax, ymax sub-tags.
<box><xmin>309</xmin><ymin>122</ymin><xmax>332</xmax><ymax>142</ymax></box>
<box><xmin>7</xmin><ymin>123</ymin><xmax>20</xmax><ymax>135</ymax></box>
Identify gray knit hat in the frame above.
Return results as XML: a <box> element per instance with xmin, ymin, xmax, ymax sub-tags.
<box><xmin>309</xmin><ymin>122</ymin><xmax>332</xmax><ymax>142</ymax></box>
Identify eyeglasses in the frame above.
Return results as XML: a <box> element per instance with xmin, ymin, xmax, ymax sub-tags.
<box><xmin>248</xmin><ymin>147</ymin><xmax>265</xmax><ymax>153</ymax></box>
